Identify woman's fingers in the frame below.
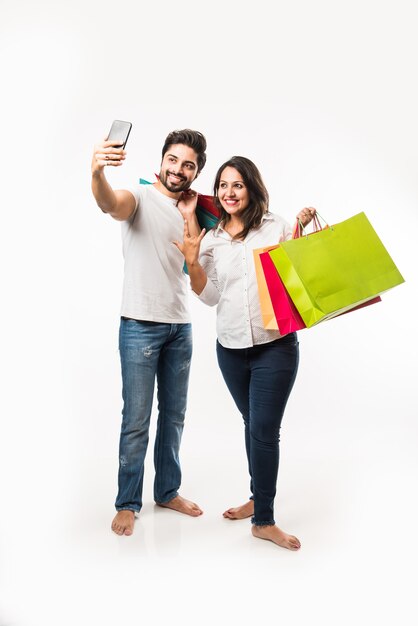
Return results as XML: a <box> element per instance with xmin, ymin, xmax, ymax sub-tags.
<box><xmin>297</xmin><ymin>206</ymin><xmax>317</xmax><ymax>225</ymax></box>
<box><xmin>301</xmin><ymin>207</ymin><xmax>316</xmax><ymax>217</ymax></box>
<box><xmin>181</xmin><ymin>221</ymin><xmax>205</xmax><ymax>247</ymax></box>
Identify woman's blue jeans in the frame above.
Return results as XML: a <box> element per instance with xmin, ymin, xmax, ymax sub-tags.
<box><xmin>216</xmin><ymin>334</ymin><xmax>299</xmax><ymax>526</ymax></box>
<box><xmin>115</xmin><ymin>318</ymin><xmax>192</xmax><ymax>512</ymax></box>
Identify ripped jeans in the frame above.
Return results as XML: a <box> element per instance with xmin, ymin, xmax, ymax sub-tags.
<box><xmin>115</xmin><ymin>318</ymin><xmax>192</xmax><ymax>512</ymax></box>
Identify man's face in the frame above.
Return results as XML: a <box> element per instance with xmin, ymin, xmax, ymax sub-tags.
<box><xmin>159</xmin><ymin>144</ymin><xmax>199</xmax><ymax>193</ymax></box>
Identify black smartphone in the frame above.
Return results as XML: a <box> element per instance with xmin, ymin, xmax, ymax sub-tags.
<box><xmin>106</xmin><ymin>120</ymin><xmax>132</xmax><ymax>148</ymax></box>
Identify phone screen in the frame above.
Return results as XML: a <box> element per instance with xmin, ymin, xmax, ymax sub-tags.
<box><xmin>107</xmin><ymin>120</ymin><xmax>132</xmax><ymax>148</ymax></box>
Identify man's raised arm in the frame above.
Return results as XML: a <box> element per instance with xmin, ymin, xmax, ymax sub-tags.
<box><xmin>91</xmin><ymin>139</ymin><xmax>136</xmax><ymax>221</ymax></box>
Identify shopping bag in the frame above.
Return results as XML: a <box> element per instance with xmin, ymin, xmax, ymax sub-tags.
<box><xmin>255</xmin><ymin>240</ymin><xmax>381</xmax><ymax>334</ymax></box>
<box><xmin>252</xmin><ymin>218</ymin><xmax>323</xmax><ymax>332</ymax></box>
<box><xmin>259</xmin><ymin>249</ymin><xmax>306</xmax><ymax>334</ymax></box>
<box><xmin>253</xmin><ymin>246</ymin><xmax>279</xmax><ymax>330</ymax></box>
<box><xmin>292</xmin><ymin>215</ymin><xmax>382</xmax><ymax>320</ymax></box>
<box><xmin>254</xmin><ymin>217</ymin><xmax>381</xmax><ymax>334</ymax></box>
<box><xmin>269</xmin><ymin>212</ymin><xmax>404</xmax><ymax>327</ymax></box>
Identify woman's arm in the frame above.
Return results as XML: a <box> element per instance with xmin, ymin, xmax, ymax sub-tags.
<box><xmin>173</xmin><ymin>220</ymin><xmax>207</xmax><ymax>295</ymax></box>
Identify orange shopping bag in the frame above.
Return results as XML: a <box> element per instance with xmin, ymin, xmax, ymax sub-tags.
<box><xmin>253</xmin><ymin>245</ymin><xmax>280</xmax><ymax>330</ymax></box>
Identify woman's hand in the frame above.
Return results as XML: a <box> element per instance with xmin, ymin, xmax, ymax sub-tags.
<box><xmin>177</xmin><ymin>189</ymin><xmax>199</xmax><ymax>221</ymax></box>
<box><xmin>296</xmin><ymin>206</ymin><xmax>316</xmax><ymax>227</ymax></box>
<box><xmin>173</xmin><ymin>219</ymin><xmax>206</xmax><ymax>266</ymax></box>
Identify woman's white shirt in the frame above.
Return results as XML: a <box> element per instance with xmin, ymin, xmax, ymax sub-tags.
<box><xmin>197</xmin><ymin>212</ymin><xmax>292</xmax><ymax>348</ymax></box>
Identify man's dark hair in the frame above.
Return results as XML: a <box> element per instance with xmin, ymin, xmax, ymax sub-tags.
<box><xmin>162</xmin><ymin>129</ymin><xmax>207</xmax><ymax>174</ymax></box>
<box><xmin>213</xmin><ymin>156</ymin><xmax>269</xmax><ymax>241</ymax></box>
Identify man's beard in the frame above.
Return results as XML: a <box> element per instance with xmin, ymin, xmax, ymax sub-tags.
<box><xmin>159</xmin><ymin>169</ymin><xmax>191</xmax><ymax>193</ymax></box>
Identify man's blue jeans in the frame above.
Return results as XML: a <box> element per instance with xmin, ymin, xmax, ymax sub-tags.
<box><xmin>115</xmin><ymin>318</ymin><xmax>192</xmax><ymax>512</ymax></box>
<box><xmin>216</xmin><ymin>333</ymin><xmax>299</xmax><ymax>526</ymax></box>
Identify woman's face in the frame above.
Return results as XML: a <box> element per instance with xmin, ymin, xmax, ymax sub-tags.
<box><xmin>217</xmin><ymin>167</ymin><xmax>250</xmax><ymax>217</ymax></box>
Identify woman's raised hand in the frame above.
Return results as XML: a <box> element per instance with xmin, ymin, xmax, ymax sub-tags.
<box><xmin>296</xmin><ymin>206</ymin><xmax>316</xmax><ymax>226</ymax></box>
<box><xmin>173</xmin><ymin>219</ymin><xmax>206</xmax><ymax>267</ymax></box>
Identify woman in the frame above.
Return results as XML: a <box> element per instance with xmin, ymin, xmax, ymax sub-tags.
<box><xmin>174</xmin><ymin>156</ymin><xmax>315</xmax><ymax>550</ymax></box>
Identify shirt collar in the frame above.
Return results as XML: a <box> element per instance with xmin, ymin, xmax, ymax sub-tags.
<box><xmin>214</xmin><ymin>211</ymin><xmax>274</xmax><ymax>237</ymax></box>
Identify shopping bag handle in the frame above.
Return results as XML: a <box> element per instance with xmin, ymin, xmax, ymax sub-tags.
<box><xmin>292</xmin><ymin>211</ymin><xmax>329</xmax><ymax>239</ymax></box>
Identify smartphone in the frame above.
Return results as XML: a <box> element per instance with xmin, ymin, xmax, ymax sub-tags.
<box><xmin>106</xmin><ymin>120</ymin><xmax>132</xmax><ymax>148</ymax></box>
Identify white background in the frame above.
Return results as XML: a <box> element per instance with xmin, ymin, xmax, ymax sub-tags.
<box><xmin>1</xmin><ymin>1</ymin><xmax>417</xmax><ymax>624</ymax></box>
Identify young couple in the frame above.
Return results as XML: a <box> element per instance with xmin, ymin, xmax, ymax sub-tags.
<box><xmin>91</xmin><ymin>128</ymin><xmax>315</xmax><ymax>550</ymax></box>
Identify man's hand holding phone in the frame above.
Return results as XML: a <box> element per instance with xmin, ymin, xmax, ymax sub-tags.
<box><xmin>91</xmin><ymin>120</ymin><xmax>132</xmax><ymax>175</ymax></box>
<box><xmin>92</xmin><ymin>140</ymin><xmax>126</xmax><ymax>174</ymax></box>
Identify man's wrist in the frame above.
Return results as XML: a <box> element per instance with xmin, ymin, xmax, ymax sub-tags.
<box><xmin>92</xmin><ymin>167</ymin><xmax>105</xmax><ymax>179</ymax></box>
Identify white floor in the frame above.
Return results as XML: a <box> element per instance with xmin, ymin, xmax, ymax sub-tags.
<box><xmin>1</xmin><ymin>299</ymin><xmax>417</xmax><ymax>626</ymax></box>
<box><xmin>1</xmin><ymin>1</ymin><xmax>417</xmax><ymax>622</ymax></box>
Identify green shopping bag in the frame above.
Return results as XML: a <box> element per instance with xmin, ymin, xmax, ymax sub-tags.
<box><xmin>269</xmin><ymin>212</ymin><xmax>405</xmax><ymax>327</ymax></box>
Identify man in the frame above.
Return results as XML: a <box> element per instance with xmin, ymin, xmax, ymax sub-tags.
<box><xmin>91</xmin><ymin>128</ymin><xmax>207</xmax><ymax>536</ymax></box>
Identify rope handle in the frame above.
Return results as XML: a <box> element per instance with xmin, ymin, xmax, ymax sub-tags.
<box><xmin>292</xmin><ymin>211</ymin><xmax>329</xmax><ymax>239</ymax></box>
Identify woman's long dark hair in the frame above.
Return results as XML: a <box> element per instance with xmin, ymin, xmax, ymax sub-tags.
<box><xmin>213</xmin><ymin>156</ymin><xmax>269</xmax><ymax>240</ymax></box>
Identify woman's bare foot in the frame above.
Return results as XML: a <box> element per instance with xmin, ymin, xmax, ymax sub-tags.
<box><xmin>251</xmin><ymin>524</ymin><xmax>301</xmax><ymax>550</ymax></box>
<box><xmin>111</xmin><ymin>510</ymin><xmax>135</xmax><ymax>536</ymax></box>
<box><xmin>223</xmin><ymin>500</ymin><xmax>254</xmax><ymax>520</ymax></box>
<box><xmin>156</xmin><ymin>495</ymin><xmax>203</xmax><ymax>517</ymax></box>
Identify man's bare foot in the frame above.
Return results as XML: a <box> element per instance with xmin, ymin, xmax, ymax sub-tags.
<box><xmin>156</xmin><ymin>495</ymin><xmax>203</xmax><ymax>517</ymax></box>
<box><xmin>223</xmin><ymin>500</ymin><xmax>254</xmax><ymax>520</ymax></box>
<box><xmin>251</xmin><ymin>524</ymin><xmax>301</xmax><ymax>550</ymax></box>
<box><xmin>111</xmin><ymin>510</ymin><xmax>135</xmax><ymax>536</ymax></box>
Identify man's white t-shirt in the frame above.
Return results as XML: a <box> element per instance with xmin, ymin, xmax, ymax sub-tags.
<box><xmin>120</xmin><ymin>184</ymin><xmax>190</xmax><ymax>323</ymax></box>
